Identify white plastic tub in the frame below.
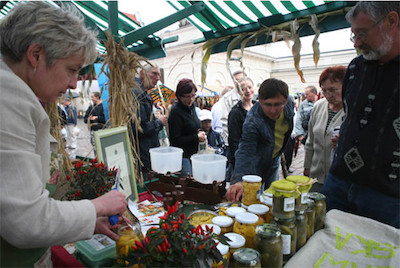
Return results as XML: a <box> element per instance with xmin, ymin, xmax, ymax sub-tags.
<box><xmin>191</xmin><ymin>154</ymin><xmax>227</xmax><ymax>184</ymax></box>
<box><xmin>149</xmin><ymin>146</ymin><xmax>183</xmax><ymax>174</ymax></box>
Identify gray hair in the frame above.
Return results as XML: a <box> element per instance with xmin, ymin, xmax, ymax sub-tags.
<box><xmin>346</xmin><ymin>2</ymin><xmax>400</xmax><ymax>25</ymax></box>
<box><xmin>305</xmin><ymin>85</ymin><xmax>317</xmax><ymax>94</ymax></box>
<box><xmin>0</xmin><ymin>2</ymin><xmax>98</xmax><ymax>66</ymax></box>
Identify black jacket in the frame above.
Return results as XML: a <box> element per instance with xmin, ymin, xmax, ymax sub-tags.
<box><xmin>330</xmin><ymin>55</ymin><xmax>399</xmax><ymax>198</ymax></box>
<box><xmin>168</xmin><ymin>101</ymin><xmax>200</xmax><ymax>158</ymax></box>
<box><xmin>228</xmin><ymin>100</ymin><xmax>256</xmax><ymax>166</ymax></box>
<box><xmin>84</xmin><ymin>103</ymin><xmax>105</xmax><ymax>131</ymax></box>
<box><xmin>130</xmin><ymin>78</ymin><xmax>163</xmax><ymax>173</ymax></box>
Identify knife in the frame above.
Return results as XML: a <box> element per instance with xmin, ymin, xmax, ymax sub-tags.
<box><xmin>108</xmin><ymin>167</ymin><xmax>121</xmax><ymax>225</ymax></box>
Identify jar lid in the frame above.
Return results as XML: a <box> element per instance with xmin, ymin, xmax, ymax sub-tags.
<box><xmin>270</xmin><ymin>179</ymin><xmax>297</xmax><ymax>191</ymax></box>
<box><xmin>294</xmin><ymin>207</ymin><xmax>306</xmax><ymax>214</ymax></box>
<box><xmin>260</xmin><ymin>192</ymin><xmax>273</xmax><ymax>206</ymax></box>
<box><xmin>308</xmin><ymin>192</ymin><xmax>326</xmax><ymax>201</ymax></box>
<box><xmin>255</xmin><ymin>224</ymin><xmax>281</xmax><ymax>238</ymax></box>
<box><xmin>226</xmin><ymin>207</ymin><xmax>246</xmax><ymax>217</ymax></box>
<box><xmin>248</xmin><ymin>204</ymin><xmax>269</xmax><ymax>215</ymax></box>
<box><xmin>215</xmin><ymin>240</ymin><xmax>229</xmax><ymax>255</ymax></box>
<box><xmin>235</xmin><ymin>212</ymin><xmax>258</xmax><ymax>224</ymax></box>
<box><xmin>305</xmin><ymin>199</ymin><xmax>316</xmax><ymax>208</ymax></box>
<box><xmin>212</xmin><ymin>216</ymin><xmax>233</xmax><ymax>227</ymax></box>
<box><xmin>232</xmin><ymin>248</ymin><xmax>260</xmax><ymax>266</ymax></box>
<box><xmin>201</xmin><ymin>224</ymin><xmax>221</xmax><ymax>235</ymax></box>
<box><xmin>224</xmin><ymin>233</ymin><xmax>246</xmax><ymax>248</ymax></box>
<box><xmin>286</xmin><ymin>175</ymin><xmax>310</xmax><ymax>184</ymax></box>
<box><xmin>242</xmin><ymin>175</ymin><xmax>262</xmax><ymax>183</ymax></box>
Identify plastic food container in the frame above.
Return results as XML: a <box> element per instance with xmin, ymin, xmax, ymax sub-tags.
<box><xmin>226</xmin><ymin>207</ymin><xmax>246</xmax><ymax>219</ymax></box>
<box><xmin>242</xmin><ymin>175</ymin><xmax>262</xmax><ymax>206</ymax></box>
<box><xmin>212</xmin><ymin>216</ymin><xmax>233</xmax><ymax>234</ymax></box>
<box><xmin>225</xmin><ymin>232</ymin><xmax>246</xmax><ymax>255</ymax></box>
<box><xmin>149</xmin><ymin>146</ymin><xmax>183</xmax><ymax>174</ymax></box>
<box><xmin>200</xmin><ymin>224</ymin><xmax>221</xmax><ymax>235</ymax></box>
<box><xmin>75</xmin><ymin>234</ymin><xmax>116</xmax><ymax>267</ymax></box>
<box><xmin>190</xmin><ymin>154</ymin><xmax>227</xmax><ymax>184</ymax></box>
<box><xmin>248</xmin><ymin>204</ymin><xmax>270</xmax><ymax>225</ymax></box>
<box><xmin>233</xmin><ymin>212</ymin><xmax>259</xmax><ymax>248</ymax></box>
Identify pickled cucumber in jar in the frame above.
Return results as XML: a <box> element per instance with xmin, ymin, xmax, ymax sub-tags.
<box><xmin>232</xmin><ymin>248</ymin><xmax>261</xmax><ymax>268</ymax></box>
<box><xmin>255</xmin><ymin>224</ymin><xmax>283</xmax><ymax>267</ymax></box>
<box><xmin>308</xmin><ymin>192</ymin><xmax>326</xmax><ymax>231</ymax></box>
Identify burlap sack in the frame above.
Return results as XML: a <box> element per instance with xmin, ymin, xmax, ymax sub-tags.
<box><xmin>285</xmin><ymin>209</ymin><xmax>400</xmax><ymax>267</ymax></box>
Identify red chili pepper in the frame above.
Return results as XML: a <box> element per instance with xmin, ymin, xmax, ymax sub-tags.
<box><xmin>144</xmin><ymin>236</ymin><xmax>149</xmax><ymax>244</ymax></box>
<box><xmin>164</xmin><ymin>237</ymin><xmax>169</xmax><ymax>247</ymax></box>
<box><xmin>198</xmin><ymin>244</ymin><xmax>205</xmax><ymax>250</ymax></box>
<box><xmin>186</xmin><ymin>234</ymin><xmax>190</xmax><ymax>239</ymax></box>
<box><xmin>183</xmin><ymin>248</ymin><xmax>188</xmax><ymax>254</ymax></box>
<box><xmin>173</xmin><ymin>224</ymin><xmax>178</xmax><ymax>230</ymax></box>
<box><xmin>135</xmin><ymin>240</ymin><xmax>143</xmax><ymax>249</ymax></box>
<box><xmin>210</xmin><ymin>226</ymin><xmax>214</xmax><ymax>233</ymax></box>
<box><xmin>192</xmin><ymin>228</ymin><xmax>197</xmax><ymax>234</ymax></box>
<box><xmin>161</xmin><ymin>242</ymin><xmax>167</xmax><ymax>252</ymax></box>
<box><xmin>178</xmin><ymin>218</ymin><xmax>182</xmax><ymax>225</ymax></box>
<box><xmin>159</xmin><ymin>215</ymin><xmax>167</xmax><ymax>220</ymax></box>
<box><xmin>200</xmin><ymin>227</ymin><xmax>204</xmax><ymax>236</ymax></box>
<box><xmin>157</xmin><ymin>245</ymin><xmax>163</xmax><ymax>252</ymax></box>
<box><xmin>131</xmin><ymin>245</ymin><xmax>137</xmax><ymax>251</ymax></box>
<box><xmin>171</xmin><ymin>220</ymin><xmax>178</xmax><ymax>225</ymax></box>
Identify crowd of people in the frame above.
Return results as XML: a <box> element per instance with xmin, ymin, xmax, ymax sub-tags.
<box><xmin>0</xmin><ymin>1</ymin><xmax>398</xmax><ymax>266</ymax></box>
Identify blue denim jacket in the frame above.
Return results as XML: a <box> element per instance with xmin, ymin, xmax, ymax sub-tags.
<box><xmin>231</xmin><ymin>99</ymin><xmax>294</xmax><ymax>184</ymax></box>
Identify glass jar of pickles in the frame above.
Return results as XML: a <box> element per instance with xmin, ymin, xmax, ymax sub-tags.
<box><xmin>232</xmin><ymin>248</ymin><xmax>261</xmax><ymax>268</ymax></box>
<box><xmin>233</xmin><ymin>212</ymin><xmax>259</xmax><ymax>248</ymax></box>
<box><xmin>226</xmin><ymin>206</ymin><xmax>246</xmax><ymax>219</ymax></box>
<box><xmin>212</xmin><ymin>216</ymin><xmax>233</xmax><ymax>234</ymax></box>
<box><xmin>248</xmin><ymin>204</ymin><xmax>270</xmax><ymax>225</ymax></box>
<box><xmin>295</xmin><ymin>208</ymin><xmax>307</xmax><ymax>251</ymax></box>
<box><xmin>255</xmin><ymin>224</ymin><xmax>283</xmax><ymax>268</ymax></box>
<box><xmin>116</xmin><ymin>223</ymin><xmax>144</xmax><ymax>259</ymax></box>
<box><xmin>241</xmin><ymin>175</ymin><xmax>262</xmax><ymax>207</ymax></box>
<box><xmin>225</xmin><ymin>232</ymin><xmax>246</xmax><ymax>255</ymax></box>
<box><xmin>286</xmin><ymin>176</ymin><xmax>314</xmax><ymax>210</ymax></box>
<box><xmin>273</xmin><ymin>217</ymin><xmax>297</xmax><ymax>264</ymax></box>
<box><xmin>308</xmin><ymin>192</ymin><xmax>326</xmax><ymax>232</ymax></box>
<box><xmin>305</xmin><ymin>199</ymin><xmax>316</xmax><ymax>240</ymax></box>
<box><xmin>267</xmin><ymin>179</ymin><xmax>299</xmax><ymax>219</ymax></box>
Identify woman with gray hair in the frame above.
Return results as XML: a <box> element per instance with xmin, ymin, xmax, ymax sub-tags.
<box><xmin>0</xmin><ymin>2</ymin><xmax>127</xmax><ymax>266</ymax></box>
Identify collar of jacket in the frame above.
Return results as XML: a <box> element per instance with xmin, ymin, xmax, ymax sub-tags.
<box><xmin>360</xmin><ymin>54</ymin><xmax>400</xmax><ymax>65</ymax></box>
<box><xmin>177</xmin><ymin>100</ymin><xmax>196</xmax><ymax>114</ymax></box>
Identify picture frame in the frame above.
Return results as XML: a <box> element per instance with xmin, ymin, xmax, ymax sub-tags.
<box><xmin>94</xmin><ymin>126</ymin><xmax>138</xmax><ymax>202</ymax></box>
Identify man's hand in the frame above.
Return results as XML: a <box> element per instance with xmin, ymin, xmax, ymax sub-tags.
<box><xmin>297</xmin><ymin>135</ymin><xmax>304</xmax><ymax>142</ymax></box>
<box><xmin>331</xmin><ymin>134</ymin><xmax>339</xmax><ymax>149</ymax></box>
<box><xmin>94</xmin><ymin>216</ymin><xmax>120</xmax><ymax>241</ymax></box>
<box><xmin>91</xmin><ymin>190</ymin><xmax>127</xmax><ymax>217</ymax></box>
<box><xmin>226</xmin><ymin>182</ymin><xmax>243</xmax><ymax>202</ymax></box>
<box><xmin>303</xmin><ymin>168</ymin><xmax>310</xmax><ymax>177</ymax></box>
<box><xmin>157</xmin><ymin>114</ymin><xmax>168</xmax><ymax>126</ymax></box>
<box><xmin>197</xmin><ymin>130</ymin><xmax>206</xmax><ymax>142</ymax></box>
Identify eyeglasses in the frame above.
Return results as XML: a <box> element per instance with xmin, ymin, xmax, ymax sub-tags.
<box><xmin>322</xmin><ymin>88</ymin><xmax>339</xmax><ymax>95</ymax></box>
<box><xmin>262</xmin><ymin>102</ymin><xmax>285</xmax><ymax>109</ymax></box>
<box><xmin>350</xmin><ymin>16</ymin><xmax>385</xmax><ymax>43</ymax></box>
<box><xmin>181</xmin><ymin>94</ymin><xmax>196</xmax><ymax>99</ymax></box>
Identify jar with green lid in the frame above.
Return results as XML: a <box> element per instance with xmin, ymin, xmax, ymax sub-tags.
<box><xmin>266</xmin><ymin>180</ymin><xmax>299</xmax><ymax>219</ymax></box>
<box><xmin>224</xmin><ymin>232</ymin><xmax>246</xmax><ymax>255</ymax></box>
<box><xmin>272</xmin><ymin>217</ymin><xmax>297</xmax><ymax>264</ymax></box>
<box><xmin>233</xmin><ymin>212</ymin><xmax>259</xmax><ymax>248</ymax></box>
<box><xmin>308</xmin><ymin>192</ymin><xmax>326</xmax><ymax>232</ymax></box>
<box><xmin>232</xmin><ymin>248</ymin><xmax>261</xmax><ymax>268</ymax></box>
<box><xmin>286</xmin><ymin>176</ymin><xmax>315</xmax><ymax>210</ymax></box>
<box><xmin>242</xmin><ymin>175</ymin><xmax>262</xmax><ymax>206</ymax></box>
<box><xmin>255</xmin><ymin>224</ymin><xmax>283</xmax><ymax>268</ymax></box>
<box><xmin>226</xmin><ymin>207</ymin><xmax>246</xmax><ymax>219</ymax></box>
<box><xmin>212</xmin><ymin>216</ymin><xmax>233</xmax><ymax>234</ymax></box>
<box><xmin>248</xmin><ymin>204</ymin><xmax>270</xmax><ymax>226</ymax></box>
<box><xmin>295</xmin><ymin>208</ymin><xmax>307</xmax><ymax>251</ymax></box>
<box><xmin>305</xmin><ymin>199</ymin><xmax>315</xmax><ymax>240</ymax></box>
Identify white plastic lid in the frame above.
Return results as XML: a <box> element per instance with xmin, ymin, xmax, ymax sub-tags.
<box><xmin>200</xmin><ymin>224</ymin><xmax>221</xmax><ymax>235</ymax></box>
<box><xmin>212</xmin><ymin>216</ymin><xmax>233</xmax><ymax>227</ymax></box>
<box><xmin>242</xmin><ymin>175</ymin><xmax>262</xmax><ymax>183</ymax></box>
<box><xmin>248</xmin><ymin>204</ymin><xmax>269</xmax><ymax>215</ymax></box>
<box><xmin>226</xmin><ymin>207</ymin><xmax>246</xmax><ymax>217</ymax></box>
<box><xmin>224</xmin><ymin>232</ymin><xmax>246</xmax><ymax>248</ymax></box>
<box><xmin>261</xmin><ymin>192</ymin><xmax>273</xmax><ymax>206</ymax></box>
<box><xmin>215</xmin><ymin>240</ymin><xmax>229</xmax><ymax>255</ymax></box>
<box><xmin>235</xmin><ymin>212</ymin><xmax>258</xmax><ymax>224</ymax></box>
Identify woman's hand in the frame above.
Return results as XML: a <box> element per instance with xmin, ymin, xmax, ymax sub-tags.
<box><xmin>94</xmin><ymin>216</ymin><xmax>120</xmax><ymax>241</ymax></box>
<box><xmin>198</xmin><ymin>130</ymin><xmax>206</xmax><ymax>142</ymax></box>
<box><xmin>226</xmin><ymin>182</ymin><xmax>243</xmax><ymax>202</ymax></box>
<box><xmin>91</xmin><ymin>190</ymin><xmax>127</xmax><ymax>217</ymax></box>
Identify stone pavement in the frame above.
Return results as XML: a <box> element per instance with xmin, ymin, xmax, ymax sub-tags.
<box><xmin>71</xmin><ymin>118</ymin><xmax>305</xmax><ymax>178</ymax></box>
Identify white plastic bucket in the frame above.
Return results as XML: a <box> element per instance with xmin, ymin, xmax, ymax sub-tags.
<box><xmin>149</xmin><ymin>146</ymin><xmax>183</xmax><ymax>174</ymax></box>
<box><xmin>191</xmin><ymin>154</ymin><xmax>227</xmax><ymax>184</ymax></box>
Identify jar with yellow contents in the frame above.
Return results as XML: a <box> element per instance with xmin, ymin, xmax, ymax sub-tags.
<box><xmin>286</xmin><ymin>176</ymin><xmax>315</xmax><ymax>210</ymax></box>
<box><xmin>248</xmin><ymin>204</ymin><xmax>270</xmax><ymax>225</ymax></box>
<box><xmin>226</xmin><ymin>206</ymin><xmax>246</xmax><ymax>220</ymax></box>
<box><xmin>225</xmin><ymin>232</ymin><xmax>246</xmax><ymax>255</ymax></box>
<box><xmin>266</xmin><ymin>179</ymin><xmax>299</xmax><ymax>219</ymax></box>
<box><xmin>212</xmin><ymin>216</ymin><xmax>233</xmax><ymax>234</ymax></box>
<box><xmin>241</xmin><ymin>175</ymin><xmax>262</xmax><ymax>207</ymax></box>
<box><xmin>233</xmin><ymin>212</ymin><xmax>259</xmax><ymax>248</ymax></box>
<box><xmin>116</xmin><ymin>222</ymin><xmax>144</xmax><ymax>259</ymax></box>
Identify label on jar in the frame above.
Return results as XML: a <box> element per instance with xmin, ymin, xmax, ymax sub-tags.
<box><xmin>283</xmin><ymin>197</ymin><xmax>295</xmax><ymax>212</ymax></box>
<box><xmin>301</xmin><ymin>193</ymin><xmax>308</xmax><ymax>204</ymax></box>
<box><xmin>86</xmin><ymin>234</ymin><xmax>115</xmax><ymax>251</ymax></box>
<box><xmin>281</xmin><ymin>234</ymin><xmax>291</xmax><ymax>255</ymax></box>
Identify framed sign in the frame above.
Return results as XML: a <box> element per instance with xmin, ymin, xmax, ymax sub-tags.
<box><xmin>94</xmin><ymin>126</ymin><xmax>138</xmax><ymax>202</ymax></box>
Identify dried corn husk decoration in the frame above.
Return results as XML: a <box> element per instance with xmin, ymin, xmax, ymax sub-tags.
<box><xmin>290</xmin><ymin>19</ymin><xmax>306</xmax><ymax>83</ymax></box>
<box><xmin>309</xmin><ymin>14</ymin><xmax>321</xmax><ymax>67</ymax></box>
<box><xmin>101</xmin><ymin>31</ymin><xmax>148</xmax><ymax>186</ymax></box>
<box><xmin>44</xmin><ymin>101</ymin><xmax>72</xmax><ymax>182</ymax></box>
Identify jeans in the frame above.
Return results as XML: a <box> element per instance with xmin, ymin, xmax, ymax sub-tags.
<box><xmin>321</xmin><ymin>172</ymin><xmax>400</xmax><ymax>228</ymax></box>
<box><xmin>181</xmin><ymin>158</ymin><xmax>192</xmax><ymax>176</ymax></box>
